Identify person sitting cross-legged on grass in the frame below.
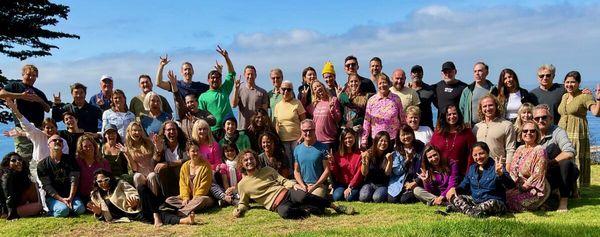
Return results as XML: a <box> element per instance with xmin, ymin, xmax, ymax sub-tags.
<box><xmin>445</xmin><ymin>142</ymin><xmax>515</xmax><ymax>217</ymax></box>
<box><xmin>0</xmin><ymin>152</ymin><xmax>43</xmax><ymax>220</ymax></box>
<box><xmin>359</xmin><ymin>131</ymin><xmax>394</xmax><ymax>203</ymax></box>
<box><xmin>413</xmin><ymin>144</ymin><xmax>459</xmax><ymax>206</ymax></box>
<box><xmin>87</xmin><ymin>169</ymin><xmax>196</xmax><ymax>227</ymax></box>
<box><xmin>233</xmin><ymin>150</ymin><xmax>355</xmax><ymax>219</ymax></box>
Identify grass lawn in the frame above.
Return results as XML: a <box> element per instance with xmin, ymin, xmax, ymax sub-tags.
<box><xmin>1</xmin><ymin>166</ymin><xmax>599</xmax><ymax>237</ymax></box>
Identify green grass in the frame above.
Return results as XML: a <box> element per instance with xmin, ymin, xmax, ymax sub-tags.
<box><xmin>2</xmin><ymin>166</ymin><xmax>600</xmax><ymax>237</ymax></box>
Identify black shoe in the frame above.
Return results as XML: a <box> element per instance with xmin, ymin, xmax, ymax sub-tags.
<box><xmin>6</xmin><ymin>207</ymin><xmax>19</xmax><ymax>220</ymax></box>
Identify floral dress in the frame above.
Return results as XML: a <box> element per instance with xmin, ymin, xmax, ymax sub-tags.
<box><xmin>506</xmin><ymin>145</ymin><xmax>548</xmax><ymax>212</ymax></box>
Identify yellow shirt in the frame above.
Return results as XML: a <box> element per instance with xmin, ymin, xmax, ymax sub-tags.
<box><xmin>273</xmin><ymin>99</ymin><xmax>306</xmax><ymax>141</ymax></box>
<box><xmin>390</xmin><ymin>87</ymin><xmax>420</xmax><ymax>111</ymax></box>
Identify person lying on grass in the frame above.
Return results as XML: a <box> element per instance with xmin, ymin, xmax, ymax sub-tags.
<box><xmin>233</xmin><ymin>150</ymin><xmax>355</xmax><ymax>219</ymax></box>
<box><xmin>445</xmin><ymin>142</ymin><xmax>515</xmax><ymax>217</ymax></box>
<box><xmin>87</xmin><ymin>169</ymin><xmax>196</xmax><ymax>227</ymax></box>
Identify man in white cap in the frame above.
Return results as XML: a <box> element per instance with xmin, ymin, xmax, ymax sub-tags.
<box><xmin>89</xmin><ymin>75</ymin><xmax>114</xmax><ymax>111</ymax></box>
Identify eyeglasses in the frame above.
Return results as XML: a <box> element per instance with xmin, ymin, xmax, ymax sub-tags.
<box><xmin>538</xmin><ymin>74</ymin><xmax>552</xmax><ymax>78</ymax></box>
<box><xmin>281</xmin><ymin>88</ymin><xmax>292</xmax><ymax>92</ymax></box>
<box><xmin>522</xmin><ymin>129</ymin><xmax>536</xmax><ymax>134</ymax></box>
<box><xmin>9</xmin><ymin>158</ymin><xmax>22</xmax><ymax>163</ymax></box>
<box><xmin>96</xmin><ymin>177</ymin><xmax>110</xmax><ymax>184</ymax></box>
<box><xmin>345</xmin><ymin>63</ymin><xmax>357</xmax><ymax>68</ymax></box>
<box><xmin>533</xmin><ymin>115</ymin><xmax>548</xmax><ymax>122</ymax></box>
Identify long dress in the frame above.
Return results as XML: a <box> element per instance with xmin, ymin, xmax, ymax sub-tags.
<box><xmin>506</xmin><ymin>145</ymin><xmax>548</xmax><ymax>212</ymax></box>
<box><xmin>558</xmin><ymin>90</ymin><xmax>595</xmax><ymax>187</ymax></box>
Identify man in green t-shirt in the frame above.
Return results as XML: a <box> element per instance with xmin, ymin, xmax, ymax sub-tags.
<box><xmin>198</xmin><ymin>45</ymin><xmax>236</xmax><ymax>139</ymax></box>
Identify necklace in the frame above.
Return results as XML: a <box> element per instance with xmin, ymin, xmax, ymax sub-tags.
<box><xmin>445</xmin><ymin>132</ymin><xmax>458</xmax><ymax>152</ymax></box>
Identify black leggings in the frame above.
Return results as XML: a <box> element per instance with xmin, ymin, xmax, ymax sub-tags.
<box><xmin>546</xmin><ymin>159</ymin><xmax>579</xmax><ymax>197</ymax></box>
<box><xmin>138</xmin><ymin>185</ymin><xmax>181</xmax><ymax>225</ymax></box>
<box><xmin>275</xmin><ymin>189</ymin><xmax>331</xmax><ymax>219</ymax></box>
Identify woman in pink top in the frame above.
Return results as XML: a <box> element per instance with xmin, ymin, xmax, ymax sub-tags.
<box><xmin>306</xmin><ymin>81</ymin><xmax>341</xmax><ymax>147</ymax></box>
<box><xmin>75</xmin><ymin>134</ymin><xmax>110</xmax><ymax>201</ymax></box>
<box><xmin>361</xmin><ymin>73</ymin><xmax>405</xmax><ymax>149</ymax></box>
<box><xmin>192</xmin><ymin>119</ymin><xmax>225</xmax><ymax>181</ymax></box>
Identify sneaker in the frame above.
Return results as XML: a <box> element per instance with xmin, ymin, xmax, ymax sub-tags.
<box><xmin>334</xmin><ymin>205</ymin><xmax>356</xmax><ymax>215</ymax></box>
<box><xmin>445</xmin><ymin>204</ymin><xmax>458</xmax><ymax>213</ymax></box>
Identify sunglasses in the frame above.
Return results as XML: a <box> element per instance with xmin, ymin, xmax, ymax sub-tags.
<box><xmin>10</xmin><ymin>158</ymin><xmax>22</xmax><ymax>163</ymax></box>
<box><xmin>345</xmin><ymin>63</ymin><xmax>357</xmax><ymax>68</ymax></box>
<box><xmin>96</xmin><ymin>177</ymin><xmax>111</xmax><ymax>184</ymax></box>
<box><xmin>281</xmin><ymin>88</ymin><xmax>292</xmax><ymax>92</ymax></box>
<box><xmin>522</xmin><ymin>129</ymin><xmax>536</xmax><ymax>134</ymax></box>
<box><xmin>538</xmin><ymin>74</ymin><xmax>552</xmax><ymax>78</ymax></box>
<box><xmin>533</xmin><ymin>115</ymin><xmax>548</xmax><ymax>121</ymax></box>
<box><xmin>50</xmin><ymin>138</ymin><xmax>63</xmax><ymax>143</ymax></box>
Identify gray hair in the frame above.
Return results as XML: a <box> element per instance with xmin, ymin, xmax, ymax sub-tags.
<box><xmin>538</xmin><ymin>64</ymin><xmax>556</xmax><ymax>75</ymax></box>
<box><xmin>300</xmin><ymin>118</ymin><xmax>314</xmax><ymax>126</ymax></box>
<box><xmin>281</xmin><ymin>80</ymin><xmax>294</xmax><ymax>88</ymax></box>
<box><xmin>143</xmin><ymin>91</ymin><xmax>163</xmax><ymax>112</ymax></box>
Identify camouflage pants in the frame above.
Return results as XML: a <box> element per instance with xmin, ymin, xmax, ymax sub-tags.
<box><xmin>449</xmin><ymin>195</ymin><xmax>506</xmax><ymax>217</ymax></box>
<box><xmin>14</xmin><ymin>135</ymin><xmax>33</xmax><ymax>162</ymax></box>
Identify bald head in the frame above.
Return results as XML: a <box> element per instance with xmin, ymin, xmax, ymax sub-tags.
<box><xmin>391</xmin><ymin>69</ymin><xmax>407</xmax><ymax>90</ymax></box>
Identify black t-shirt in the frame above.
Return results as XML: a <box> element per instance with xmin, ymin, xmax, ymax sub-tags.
<box><xmin>176</xmin><ymin>80</ymin><xmax>209</xmax><ymax>99</ymax></box>
<box><xmin>58</xmin><ymin>130</ymin><xmax>84</xmax><ymax>157</ymax></box>
<box><xmin>530</xmin><ymin>83</ymin><xmax>566</xmax><ymax>125</ymax></box>
<box><xmin>433</xmin><ymin>80</ymin><xmax>468</xmax><ymax>112</ymax></box>
<box><xmin>52</xmin><ymin>102</ymin><xmax>103</xmax><ymax>133</ymax></box>
<box><xmin>359</xmin><ymin>75</ymin><xmax>377</xmax><ymax>95</ymax></box>
<box><xmin>37</xmin><ymin>154</ymin><xmax>79</xmax><ymax>197</ymax></box>
<box><xmin>415</xmin><ymin>83</ymin><xmax>435</xmax><ymax>129</ymax></box>
<box><xmin>3</xmin><ymin>81</ymin><xmax>50</xmax><ymax>128</ymax></box>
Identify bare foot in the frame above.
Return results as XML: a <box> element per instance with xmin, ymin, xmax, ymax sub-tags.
<box><xmin>153</xmin><ymin>213</ymin><xmax>163</xmax><ymax>227</ymax></box>
<box><xmin>557</xmin><ymin>198</ymin><xmax>568</xmax><ymax>213</ymax></box>
<box><xmin>180</xmin><ymin>212</ymin><xmax>196</xmax><ymax>225</ymax></box>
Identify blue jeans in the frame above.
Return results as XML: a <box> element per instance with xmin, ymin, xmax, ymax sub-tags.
<box><xmin>332</xmin><ymin>185</ymin><xmax>360</xmax><ymax>201</ymax></box>
<box><xmin>359</xmin><ymin>183</ymin><xmax>388</xmax><ymax>203</ymax></box>
<box><xmin>46</xmin><ymin>196</ymin><xmax>85</xmax><ymax>217</ymax></box>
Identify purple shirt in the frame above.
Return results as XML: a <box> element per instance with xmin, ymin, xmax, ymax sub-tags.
<box><xmin>361</xmin><ymin>92</ymin><xmax>405</xmax><ymax>146</ymax></box>
<box><xmin>77</xmin><ymin>158</ymin><xmax>111</xmax><ymax>199</ymax></box>
<box><xmin>423</xmin><ymin>161</ymin><xmax>459</xmax><ymax>197</ymax></box>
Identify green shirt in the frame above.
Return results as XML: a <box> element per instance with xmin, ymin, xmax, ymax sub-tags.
<box><xmin>219</xmin><ymin>132</ymin><xmax>251</xmax><ymax>151</ymax></box>
<box><xmin>198</xmin><ymin>72</ymin><xmax>235</xmax><ymax>131</ymax></box>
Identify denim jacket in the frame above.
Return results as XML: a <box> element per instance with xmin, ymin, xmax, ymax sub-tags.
<box><xmin>457</xmin><ymin>158</ymin><xmax>515</xmax><ymax>203</ymax></box>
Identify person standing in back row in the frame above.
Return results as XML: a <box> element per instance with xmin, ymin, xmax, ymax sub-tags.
<box><xmin>433</xmin><ymin>61</ymin><xmax>467</xmax><ymax>114</ymax></box>
<box><xmin>409</xmin><ymin>65</ymin><xmax>435</xmax><ymax>129</ymax></box>
<box><xmin>231</xmin><ymin>65</ymin><xmax>269</xmax><ymax>131</ymax></box>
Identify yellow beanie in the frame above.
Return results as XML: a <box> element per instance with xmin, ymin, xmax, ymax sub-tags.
<box><xmin>322</xmin><ymin>61</ymin><xmax>335</xmax><ymax>75</ymax></box>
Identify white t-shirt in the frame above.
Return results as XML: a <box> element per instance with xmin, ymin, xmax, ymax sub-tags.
<box><xmin>506</xmin><ymin>91</ymin><xmax>522</xmax><ymax>119</ymax></box>
<box><xmin>414</xmin><ymin>126</ymin><xmax>433</xmax><ymax>144</ymax></box>
<box><xmin>164</xmin><ymin>144</ymin><xmax>181</xmax><ymax>163</ymax></box>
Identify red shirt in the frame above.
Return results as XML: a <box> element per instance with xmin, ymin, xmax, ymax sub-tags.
<box><xmin>429</xmin><ymin>129</ymin><xmax>476</xmax><ymax>175</ymax></box>
<box><xmin>329</xmin><ymin>152</ymin><xmax>363</xmax><ymax>188</ymax></box>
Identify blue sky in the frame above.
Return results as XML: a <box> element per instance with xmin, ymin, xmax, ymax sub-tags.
<box><xmin>2</xmin><ymin>0</ymin><xmax>600</xmax><ymax>101</ymax></box>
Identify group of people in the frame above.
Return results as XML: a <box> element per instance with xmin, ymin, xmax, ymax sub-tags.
<box><xmin>0</xmin><ymin>46</ymin><xmax>597</xmax><ymax>224</ymax></box>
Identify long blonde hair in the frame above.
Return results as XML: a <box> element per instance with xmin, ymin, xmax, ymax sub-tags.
<box><xmin>192</xmin><ymin>119</ymin><xmax>214</xmax><ymax>145</ymax></box>
<box><xmin>124</xmin><ymin>122</ymin><xmax>154</xmax><ymax>157</ymax></box>
<box><xmin>514</xmin><ymin>103</ymin><xmax>534</xmax><ymax>142</ymax></box>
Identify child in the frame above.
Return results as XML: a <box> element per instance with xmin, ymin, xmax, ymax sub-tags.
<box><xmin>211</xmin><ymin>143</ymin><xmax>241</xmax><ymax>206</ymax></box>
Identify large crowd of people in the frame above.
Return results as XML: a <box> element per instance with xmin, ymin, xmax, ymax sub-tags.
<box><xmin>0</xmin><ymin>46</ymin><xmax>598</xmax><ymax>224</ymax></box>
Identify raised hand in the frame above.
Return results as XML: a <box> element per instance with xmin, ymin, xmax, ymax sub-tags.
<box><xmin>167</xmin><ymin>70</ymin><xmax>178</xmax><ymax>87</ymax></box>
<box><xmin>418</xmin><ymin>168</ymin><xmax>430</xmax><ymax>183</ymax></box>
<box><xmin>4</xmin><ymin>99</ymin><xmax>17</xmax><ymax>111</ymax></box>
<box><xmin>301</xmin><ymin>86</ymin><xmax>310</xmax><ymax>96</ymax></box>
<box><xmin>329</xmin><ymin>99</ymin><xmax>336</xmax><ymax>112</ymax></box>
<box><xmin>159</xmin><ymin>54</ymin><xmax>170</xmax><ymax>67</ymax></box>
<box><xmin>385</xmin><ymin>152</ymin><xmax>394</xmax><ymax>163</ymax></box>
<box><xmin>214</xmin><ymin>60</ymin><xmax>223</xmax><ymax>73</ymax></box>
<box><xmin>335</xmin><ymin>85</ymin><xmax>343</xmax><ymax>98</ymax></box>
<box><xmin>216</xmin><ymin>45</ymin><xmax>228</xmax><ymax>58</ymax></box>
<box><xmin>116</xmin><ymin>143</ymin><xmax>127</xmax><ymax>153</ymax></box>
<box><xmin>96</xmin><ymin>96</ymin><xmax>105</xmax><ymax>107</ymax></box>
<box><xmin>86</xmin><ymin>202</ymin><xmax>102</xmax><ymax>215</ymax></box>
<box><xmin>494</xmin><ymin>157</ymin><xmax>504</xmax><ymax>176</ymax></box>
<box><xmin>52</xmin><ymin>92</ymin><xmax>61</xmax><ymax>104</ymax></box>
<box><xmin>3</xmin><ymin>128</ymin><xmax>23</xmax><ymax>138</ymax></box>
<box><xmin>152</xmin><ymin>134</ymin><xmax>164</xmax><ymax>152</ymax></box>
<box><xmin>234</xmin><ymin>77</ymin><xmax>242</xmax><ymax>90</ymax></box>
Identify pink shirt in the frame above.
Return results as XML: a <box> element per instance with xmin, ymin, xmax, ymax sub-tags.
<box><xmin>306</xmin><ymin>97</ymin><xmax>341</xmax><ymax>143</ymax></box>
<box><xmin>361</xmin><ymin>92</ymin><xmax>405</xmax><ymax>146</ymax></box>
<box><xmin>199</xmin><ymin>141</ymin><xmax>223</xmax><ymax>171</ymax></box>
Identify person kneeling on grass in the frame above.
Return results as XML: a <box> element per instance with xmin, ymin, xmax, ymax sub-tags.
<box><xmin>233</xmin><ymin>150</ymin><xmax>355</xmax><ymax>219</ymax></box>
<box><xmin>444</xmin><ymin>142</ymin><xmax>515</xmax><ymax>217</ymax></box>
<box><xmin>87</xmin><ymin>169</ymin><xmax>196</xmax><ymax>227</ymax></box>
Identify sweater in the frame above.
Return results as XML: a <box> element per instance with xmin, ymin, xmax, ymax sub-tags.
<box><xmin>179</xmin><ymin>159</ymin><xmax>213</xmax><ymax>201</ymax></box>
<box><xmin>236</xmin><ymin>167</ymin><xmax>296</xmax><ymax>213</ymax></box>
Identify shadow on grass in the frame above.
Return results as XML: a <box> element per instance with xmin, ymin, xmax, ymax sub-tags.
<box><xmin>569</xmin><ymin>185</ymin><xmax>600</xmax><ymax>209</ymax></box>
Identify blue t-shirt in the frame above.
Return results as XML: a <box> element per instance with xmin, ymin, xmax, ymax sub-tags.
<box><xmin>176</xmin><ymin>80</ymin><xmax>209</xmax><ymax>99</ymax></box>
<box><xmin>294</xmin><ymin>142</ymin><xmax>327</xmax><ymax>184</ymax></box>
<box><xmin>139</xmin><ymin>112</ymin><xmax>172</xmax><ymax>135</ymax></box>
